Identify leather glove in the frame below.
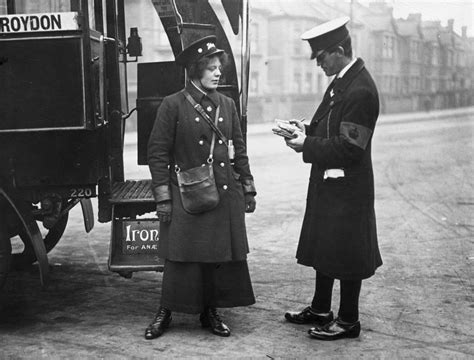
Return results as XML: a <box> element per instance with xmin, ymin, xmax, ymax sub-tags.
<box><xmin>244</xmin><ymin>194</ymin><xmax>256</xmax><ymax>213</ymax></box>
<box><xmin>156</xmin><ymin>201</ymin><xmax>172</xmax><ymax>223</ymax></box>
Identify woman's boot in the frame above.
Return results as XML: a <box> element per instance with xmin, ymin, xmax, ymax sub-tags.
<box><xmin>200</xmin><ymin>307</ymin><xmax>230</xmax><ymax>337</ymax></box>
<box><xmin>144</xmin><ymin>306</ymin><xmax>172</xmax><ymax>340</ymax></box>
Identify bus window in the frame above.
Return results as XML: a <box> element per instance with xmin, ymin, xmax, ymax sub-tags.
<box><xmin>86</xmin><ymin>0</ymin><xmax>108</xmax><ymax>34</ymax></box>
<box><xmin>9</xmin><ymin>0</ymin><xmax>79</xmax><ymax>14</ymax></box>
<box><xmin>88</xmin><ymin>0</ymin><xmax>95</xmax><ymax>30</ymax></box>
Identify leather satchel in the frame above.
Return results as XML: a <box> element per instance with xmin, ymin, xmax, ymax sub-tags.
<box><xmin>175</xmin><ymin>101</ymin><xmax>221</xmax><ymax>214</ymax></box>
<box><xmin>176</xmin><ymin>162</ymin><xmax>219</xmax><ymax>214</ymax></box>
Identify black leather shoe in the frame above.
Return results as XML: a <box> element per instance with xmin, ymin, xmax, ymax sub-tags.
<box><xmin>144</xmin><ymin>307</ymin><xmax>172</xmax><ymax>340</ymax></box>
<box><xmin>285</xmin><ymin>306</ymin><xmax>334</xmax><ymax>325</ymax></box>
<box><xmin>308</xmin><ymin>318</ymin><xmax>361</xmax><ymax>340</ymax></box>
<box><xmin>200</xmin><ymin>307</ymin><xmax>231</xmax><ymax>337</ymax></box>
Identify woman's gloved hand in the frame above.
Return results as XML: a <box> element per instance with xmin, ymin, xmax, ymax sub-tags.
<box><xmin>156</xmin><ymin>201</ymin><xmax>172</xmax><ymax>222</ymax></box>
<box><xmin>244</xmin><ymin>194</ymin><xmax>256</xmax><ymax>213</ymax></box>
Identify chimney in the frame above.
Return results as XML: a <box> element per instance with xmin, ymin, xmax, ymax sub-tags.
<box><xmin>462</xmin><ymin>26</ymin><xmax>467</xmax><ymax>38</ymax></box>
<box><xmin>408</xmin><ymin>13</ymin><xmax>422</xmax><ymax>22</ymax></box>
<box><xmin>447</xmin><ymin>19</ymin><xmax>454</xmax><ymax>31</ymax></box>
<box><xmin>369</xmin><ymin>1</ymin><xmax>387</xmax><ymax>13</ymax></box>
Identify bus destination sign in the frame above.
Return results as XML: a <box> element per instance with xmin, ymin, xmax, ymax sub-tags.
<box><xmin>0</xmin><ymin>12</ymin><xmax>80</xmax><ymax>34</ymax></box>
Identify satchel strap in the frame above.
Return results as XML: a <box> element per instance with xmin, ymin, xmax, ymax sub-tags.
<box><xmin>182</xmin><ymin>90</ymin><xmax>228</xmax><ymax>146</ymax></box>
<box><xmin>175</xmin><ymin>105</ymin><xmax>220</xmax><ymax>174</ymax></box>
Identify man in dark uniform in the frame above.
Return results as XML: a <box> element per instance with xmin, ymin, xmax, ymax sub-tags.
<box><xmin>282</xmin><ymin>17</ymin><xmax>382</xmax><ymax>340</ymax></box>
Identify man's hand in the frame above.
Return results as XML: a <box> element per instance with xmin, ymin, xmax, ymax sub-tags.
<box><xmin>244</xmin><ymin>194</ymin><xmax>256</xmax><ymax>213</ymax></box>
<box><xmin>285</xmin><ymin>131</ymin><xmax>306</xmax><ymax>153</ymax></box>
<box><xmin>288</xmin><ymin>119</ymin><xmax>305</xmax><ymax>132</ymax></box>
<box><xmin>156</xmin><ymin>201</ymin><xmax>172</xmax><ymax>223</ymax></box>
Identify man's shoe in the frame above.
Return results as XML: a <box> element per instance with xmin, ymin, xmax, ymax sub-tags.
<box><xmin>285</xmin><ymin>306</ymin><xmax>334</xmax><ymax>325</ymax></box>
<box><xmin>200</xmin><ymin>307</ymin><xmax>231</xmax><ymax>337</ymax></box>
<box><xmin>144</xmin><ymin>307</ymin><xmax>172</xmax><ymax>340</ymax></box>
<box><xmin>308</xmin><ymin>318</ymin><xmax>361</xmax><ymax>340</ymax></box>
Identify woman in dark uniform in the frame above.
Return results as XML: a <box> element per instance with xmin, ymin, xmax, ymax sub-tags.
<box><xmin>145</xmin><ymin>35</ymin><xmax>257</xmax><ymax>339</ymax></box>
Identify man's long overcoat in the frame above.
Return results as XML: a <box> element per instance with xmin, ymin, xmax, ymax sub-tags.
<box><xmin>297</xmin><ymin>58</ymin><xmax>383</xmax><ymax>280</ymax></box>
<box><xmin>148</xmin><ymin>83</ymin><xmax>256</xmax><ymax>263</ymax></box>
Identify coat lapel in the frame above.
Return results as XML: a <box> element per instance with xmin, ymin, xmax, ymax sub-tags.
<box><xmin>311</xmin><ymin>58</ymin><xmax>366</xmax><ymax>125</ymax></box>
<box><xmin>332</xmin><ymin>58</ymin><xmax>365</xmax><ymax>96</ymax></box>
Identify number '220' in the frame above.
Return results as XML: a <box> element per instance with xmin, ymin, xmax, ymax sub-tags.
<box><xmin>70</xmin><ymin>188</ymin><xmax>94</xmax><ymax>198</ymax></box>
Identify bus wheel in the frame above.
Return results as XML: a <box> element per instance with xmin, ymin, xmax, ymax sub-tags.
<box><xmin>12</xmin><ymin>212</ymin><xmax>69</xmax><ymax>269</ymax></box>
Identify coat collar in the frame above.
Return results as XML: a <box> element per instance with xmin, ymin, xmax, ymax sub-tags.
<box><xmin>311</xmin><ymin>58</ymin><xmax>366</xmax><ymax>124</ymax></box>
<box><xmin>185</xmin><ymin>81</ymin><xmax>220</xmax><ymax>107</ymax></box>
<box><xmin>332</xmin><ymin>58</ymin><xmax>365</xmax><ymax>94</ymax></box>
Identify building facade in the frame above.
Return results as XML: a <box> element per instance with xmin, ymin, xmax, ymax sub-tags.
<box><xmin>122</xmin><ymin>0</ymin><xmax>474</xmax><ymax>127</ymax></box>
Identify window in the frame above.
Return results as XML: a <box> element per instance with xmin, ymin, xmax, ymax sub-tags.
<box><xmin>432</xmin><ymin>46</ymin><xmax>439</xmax><ymax>65</ymax></box>
<box><xmin>304</xmin><ymin>72</ymin><xmax>312</xmax><ymax>93</ymax></box>
<box><xmin>11</xmin><ymin>0</ymin><xmax>74</xmax><ymax>13</ymax></box>
<box><xmin>0</xmin><ymin>0</ymin><xmax>6</xmax><ymax>14</ymax></box>
<box><xmin>293</xmin><ymin>23</ymin><xmax>303</xmax><ymax>54</ymax></box>
<box><xmin>448</xmin><ymin>51</ymin><xmax>454</xmax><ymax>67</ymax></box>
<box><xmin>250</xmin><ymin>71</ymin><xmax>259</xmax><ymax>94</ymax></box>
<box><xmin>318</xmin><ymin>74</ymin><xmax>324</xmax><ymax>94</ymax></box>
<box><xmin>351</xmin><ymin>34</ymin><xmax>358</xmax><ymax>54</ymax></box>
<box><xmin>250</xmin><ymin>22</ymin><xmax>259</xmax><ymax>51</ymax></box>
<box><xmin>410</xmin><ymin>40</ymin><xmax>421</xmax><ymax>62</ymax></box>
<box><xmin>382</xmin><ymin>35</ymin><xmax>394</xmax><ymax>59</ymax></box>
<box><xmin>294</xmin><ymin>72</ymin><xmax>301</xmax><ymax>93</ymax></box>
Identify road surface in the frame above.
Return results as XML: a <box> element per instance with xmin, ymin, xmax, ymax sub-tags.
<box><xmin>1</xmin><ymin>111</ymin><xmax>473</xmax><ymax>358</ymax></box>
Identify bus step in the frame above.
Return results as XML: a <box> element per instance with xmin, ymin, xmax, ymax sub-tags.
<box><xmin>110</xmin><ymin>180</ymin><xmax>154</xmax><ymax>204</ymax></box>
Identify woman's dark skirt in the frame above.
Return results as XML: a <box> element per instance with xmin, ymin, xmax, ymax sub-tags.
<box><xmin>160</xmin><ymin>259</ymin><xmax>255</xmax><ymax>314</ymax></box>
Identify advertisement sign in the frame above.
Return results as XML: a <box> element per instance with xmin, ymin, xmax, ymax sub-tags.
<box><xmin>121</xmin><ymin>219</ymin><xmax>160</xmax><ymax>255</ymax></box>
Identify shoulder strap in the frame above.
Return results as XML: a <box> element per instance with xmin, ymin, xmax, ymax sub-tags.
<box><xmin>182</xmin><ymin>90</ymin><xmax>228</xmax><ymax>146</ymax></box>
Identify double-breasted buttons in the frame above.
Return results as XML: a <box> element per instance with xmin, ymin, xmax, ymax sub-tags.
<box><xmin>218</xmin><ymin>139</ymin><xmax>223</xmax><ymax>144</ymax></box>
<box><xmin>195</xmin><ymin>117</ymin><xmax>200</xmax><ymax>122</ymax></box>
<box><xmin>206</xmin><ymin>106</ymin><xmax>212</xmax><ymax>112</ymax></box>
<box><xmin>223</xmin><ymin>185</ymin><xmax>228</xmax><ymax>190</ymax></box>
<box><xmin>218</xmin><ymin>117</ymin><xmax>223</xmax><ymax>122</ymax></box>
<box><xmin>220</xmin><ymin>162</ymin><xmax>225</xmax><ymax>167</ymax></box>
<box><xmin>199</xmin><ymin>140</ymin><xmax>204</xmax><ymax>145</ymax></box>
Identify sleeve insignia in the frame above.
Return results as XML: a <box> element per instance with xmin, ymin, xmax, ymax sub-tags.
<box><xmin>348</xmin><ymin>127</ymin><xmax>359</xmax><ymax>140</ymax></box>
<box><xmin>340</xmin><ymin>121</ymin><xmax>373</xmax><ymax>150</ymax></box>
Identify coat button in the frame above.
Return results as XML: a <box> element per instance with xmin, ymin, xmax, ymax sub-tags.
<box><xmin>199</xmin><ymin>140</ymin><xmax>204</xmax><ymax>145</ymax></box>
<box><xmin>206</xmin><ymin>106</ymin><xmax>212</xmax><ymax>112</ymax></box>
<box><xmin>223</xmin><ymin>185</ymin><xmax>228</xmax><ymax>190</ymax></box>
<box><xmin>220</xmin><ymin>162</ymin><xmax>225</xmax><ymax>167</ymax></box>
<box><xmin>218</xmin><ymin>117</ymin><xmax>223</xmax><ymax>122</ymax></box>
<box><xmin>195</xmin><ymin>117</ymin><xmax>200</xmax><ymax>122</ymax></box>
<box><xmin>218</xmin><ymin>140</ymin><xmax>223</xmax><ymax>144</ymax></box>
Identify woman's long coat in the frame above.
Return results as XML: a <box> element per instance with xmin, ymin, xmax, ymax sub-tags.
<box><xmin>148</xmin><ymin>83</ymin><xmax>256</xmax><ymax>263</ymax></box>
<box><xmin>297</xmin><ymin>58</ymin><xmax>382</xmax><ymax>280</ymax></box>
